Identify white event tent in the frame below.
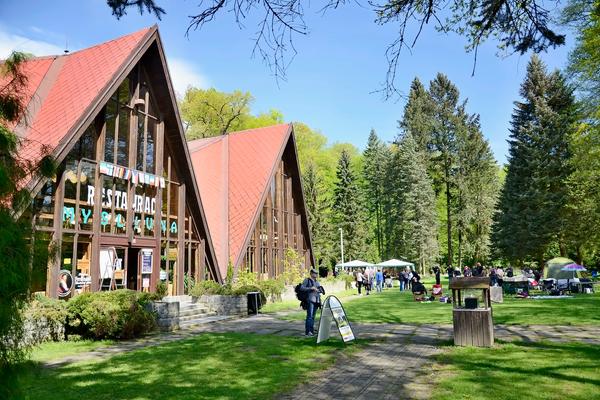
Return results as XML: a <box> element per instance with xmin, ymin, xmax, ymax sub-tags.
<box><xmin>335</xmin><ymin>259</ymin><xmax>374</xmax><ymax>269</ymax></box>
<box><xmin>376</xmin><ymin>259</ymin><xmax>415</xmax><ymax>269</ymax></box>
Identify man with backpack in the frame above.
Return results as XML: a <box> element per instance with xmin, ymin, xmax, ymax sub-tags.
<box><xmin>299</xmin><ymin>268</ymin><xmax>324</xmax><ymax>337</ymax></box>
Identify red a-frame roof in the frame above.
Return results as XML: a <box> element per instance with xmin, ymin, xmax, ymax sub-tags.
<box><xmin>189</xmin><ymin>124</ymin><xmax>314</xmax><ymax>277</ymax></box>
<box><xmin>2</xmin><ymin>26</ymin><xmax>222</xmax><ymax>282</ymax></box>
<box><xmin>7</xmin><ymin>27</ymin><xmax>152</xmax><ymax>163</ymax></box>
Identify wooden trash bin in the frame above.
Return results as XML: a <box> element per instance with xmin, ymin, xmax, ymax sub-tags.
<box><xmin>450</xmin><ymin>277</ymin><xmax>494</xmax><ymax>347</ymax></box>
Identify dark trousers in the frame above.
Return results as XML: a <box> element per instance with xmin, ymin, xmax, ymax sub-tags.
<box><xmin>305</xmin><ymin>301</ymin><xmax>318</xmax><ymax>335</ymax></box>
<box><xmin>435</xmin><ymin>274</ymin><xmax>441</xmax><ymax>285</ymax></box>
<box><xmin>357</xmin><ymin>281</ymin><xmax>363</xmax><ymax>294</ymax></box>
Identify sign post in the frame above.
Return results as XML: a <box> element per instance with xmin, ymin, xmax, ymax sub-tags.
<box><xmin>317</xmin><ymin>295</ymin><xmax>355</xmax><ymax>343</ymax></box>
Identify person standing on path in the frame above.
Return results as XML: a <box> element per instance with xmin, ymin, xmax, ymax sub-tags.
<box><xmin>300</xmin><ymin>268</ymin><xmax>324</xmax><ymax>337</ymax></box>
<box><xmin>375</xmin><ymin>269</ymin><xmax>384</xmax><ymax>293</ymax></box>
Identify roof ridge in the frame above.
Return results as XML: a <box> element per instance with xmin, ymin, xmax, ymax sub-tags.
<box><xmin>227</xmin><ymin>123</ymin><xmax>291</xmax><ymax>137</ymax></box>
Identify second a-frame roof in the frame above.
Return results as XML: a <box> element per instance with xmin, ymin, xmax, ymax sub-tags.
<box><xmin>188</xmin><ymin>124</ymin><xmax>293</xmax><ymax>275</ymax></box>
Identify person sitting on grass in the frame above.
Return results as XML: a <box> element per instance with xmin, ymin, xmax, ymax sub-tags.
<box><xmin>411</xmin><ymin>277</ymin><xmax>427</xmax><ymax>300</ymax></box>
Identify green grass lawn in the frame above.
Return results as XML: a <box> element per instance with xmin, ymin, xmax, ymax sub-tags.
<box><xmin>20</xmin><ymin>333</ymin><xmax>358</xmax><ymax>400</ymax></box>
<box><xmin>432</xmin><ymin>340</ymin><xmax>600</xmax><ymax>400</ymax></box>
<box><xmin>281</xmin><ymin>289</ymin><xmax>600</xmax><ymax>326</ymax></box>
<box><xmin>261</xmin><ymin>289</ymin><xmax>356</xmax><ymax>314</ymax></box>
<box><xmin>30</xmin><ymin>340</ymin><xmax>115</xmax><ymax>362</ymax></box>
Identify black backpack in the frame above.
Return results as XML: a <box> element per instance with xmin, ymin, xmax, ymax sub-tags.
<box><xmin>295</xmin><ymin>279</ymin><xmax>312</xmax><ymax>309</ymax></box>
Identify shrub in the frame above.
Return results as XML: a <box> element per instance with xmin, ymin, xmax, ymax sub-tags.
<box><xmin>236</xmin><ymin>268</ymin><xmax>258</xmax><ymax>287</ymax></box>
<box><xmin>189</xmin><ymin>280</ymin><xmax>222</xmax><ymax>297</ymax></box>
<box><xmin>155</xmin><ymin>281</ymin><xmax>168</xmax><ymax>298</ymax></box>
<box><xmin>66</xmin><ymin>290</ymin><xmax>156</xmax><ymax>340</ymax></box>
<box><xmin>233</xmin><ymin>285</ymin><xmax>267</xmax><ymax>307</ymax></box>
<box><xmin>23</xmin><ymin>295</ymin><xmax>68</xmax><ymax>344</ymax></box>
<box><xmin>256</xmin><ymin>278</ymin><xmax>285</xmax><ymax>302</ymax></box>
<box><xmin>282</xmin><ymin>247</ymin><xmax>304</xmax><ymax>285</ymax></box>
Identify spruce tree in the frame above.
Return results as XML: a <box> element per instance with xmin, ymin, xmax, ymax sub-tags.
<box><xmin>493</xmin><ymin>55</ymin><xmax>575</xmax><ymax>263</ymax></box>
<box><xmin>332</xmin><ymin>150</ymin><xmax>368</xmax><ymax>261</ymax></box>
<box><xmin>456</xmin><ymin>114</ymin><xmax>500</xmax><ymax>265</ymax></box>
<box><xmin>362</xmin><ymin>129</ymin><xmax>389</xmax><ymax>260</ymax></box>
<box><xmin>302</xmin><ymin>162</ymin><xmax>333</xmax><ymax>268</ymax></box>
<box><xmin>428</xmin><ymin>73</ymin><xmax>461</xmax><ymax>267</ymax></box>
<box><xmin>386</xmin><ymin>133</ymin><xmax>439</xmax><ymax>273</ymax></box>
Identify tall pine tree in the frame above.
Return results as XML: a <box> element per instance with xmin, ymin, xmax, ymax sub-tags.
<box><xmin>302</xmin><ymin>162</ymin><xmax>333</xmax><ymax>268</ymax></box>
<box><xmin>494</xmin><ymin>55</ymin><xmax>575</xmax><ymax>264</ymax></box>
<box><xmin>388</xmin><ymin>132</ymin><xmax>439</xmax><ymax>273</ymax></box>
<box><xmin>362</xmin><ymin>129</ymin><xmax>389</xmax><ymax>260</ymax></box>
<box><xmin>332</xmin><ymin>150</ymin><xmax>368</xmax><ymax>261</ymax></box>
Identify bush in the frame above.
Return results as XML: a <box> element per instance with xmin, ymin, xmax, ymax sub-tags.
<box><xmin>236</xmin><ymin>268</ymin><xmax>258</xmax><ymax>287</ymax></box>
<box><xmin>233</xmin><ymin>285</ymin><xmax>267</xmax><ymax>306</ymax></box>
<box><xmin>189</xmin><ymin>280</ymin><xmax>222</xmax><ymax>297</ymax></box>
<box><xmin>66</xmin><ymin>290</ymin><xmax>156</xmax><ymax>340</ymax></box>
<box><xmin>256</xmin><ymin>278</ymin><xmax>285</xmax><ymax>302</ymax></box>
<box><xmin>23</xmin><ymin>295</ymin><xmax>68</xmax><ymax>344</ymax></box>
<box><xmin>155</xmin><ymin>281</ymin><xmax>168</xmax><ymax>298</ymax></box>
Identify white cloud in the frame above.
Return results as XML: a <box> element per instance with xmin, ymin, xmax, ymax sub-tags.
<box><xmin>167</xmin><ymin>57</ymin><xmax>210</xmax><ymax>97</ymax></box>
<box><xmin>0</xmin><ymin>27</ymin><xmax>63</xmax><ymax>59</ymax></box>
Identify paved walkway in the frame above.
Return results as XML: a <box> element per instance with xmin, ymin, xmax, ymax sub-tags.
<box><xmin>43</xmin><ymin>313</ymin><xmax>600</xmax><ymax>399</ymax></box>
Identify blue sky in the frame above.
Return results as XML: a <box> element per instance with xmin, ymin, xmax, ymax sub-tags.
<box><xmin>0</xmin><ymin>1</ymin><xmax>574</xmax><ymax>164</ymax></box>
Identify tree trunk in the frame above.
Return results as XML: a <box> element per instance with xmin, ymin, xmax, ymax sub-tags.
<box><xmin>446</xmin><ymin>162</ymin><xmax>453</xmax><ymax>266</ymax></box>
<box><xmin>458</xmin><ymin>229</ymin><xmax>463</xmax><ymax>269</ymax></box>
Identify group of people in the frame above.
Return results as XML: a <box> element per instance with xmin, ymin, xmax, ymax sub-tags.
<box><xmin>353</xmin><ymin>268</ymin><xmax>388</xmax><ymax>295</ymax></box>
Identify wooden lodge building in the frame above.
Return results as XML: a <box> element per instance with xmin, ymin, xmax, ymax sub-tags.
<box><xmin>188</xmin><ymin>125</ymin><xmax>315</xmax><ymax>280</ymax></box>
<box><xmin>10</xmin><ymin>27</ymin><xmax>314</xmax><ymax>298</ymax></box>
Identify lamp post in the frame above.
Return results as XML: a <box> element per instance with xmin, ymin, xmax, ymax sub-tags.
<box><xmin>339</xmin><ymin>227</ymin><xmax>344</xmax><ymax>272</ymax></box>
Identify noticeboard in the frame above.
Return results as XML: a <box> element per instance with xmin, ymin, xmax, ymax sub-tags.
<box><xmin>317</xmin><ymin>295</ymin><xmax>355</xmax><ymax>344</ymax></box>
<box><xmin>141</xmin><ymin>249</ymin><xmax>153</xmax><ymax>274</ymax></box>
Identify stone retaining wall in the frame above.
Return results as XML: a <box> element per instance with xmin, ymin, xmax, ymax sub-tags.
<box><xmin>146</xmin><ymin>301</ymin><xmax>179</xmax><ymax>331</ymax></box>
<box><xmin>197</xmin><ymin>295</ymin><xmax>247</xmax><ymax>316</ymax></box>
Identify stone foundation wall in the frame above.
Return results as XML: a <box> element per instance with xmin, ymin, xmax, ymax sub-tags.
<box><xmin>146</xmin><ymin>301</ymin><xmax>179</xmax><ymax>331</ymax></box>
<box><xmin>198</xmin><ymin>295</ymin><xmax>247</xmax><ymax>316</ymax></box>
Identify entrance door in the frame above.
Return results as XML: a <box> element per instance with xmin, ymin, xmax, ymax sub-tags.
<box><xmin>127</xmin><ymin>247</ymin><xmax>140</xmax><ymax>290</ymax></box>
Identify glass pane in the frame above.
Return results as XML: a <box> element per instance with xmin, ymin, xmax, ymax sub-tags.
<box><xmin>146</xmin><ymin>118</ymin><xmax>156</xmax><ymax>174</ymax></box>
<box><xmin>34</xmin><ymin>180</ymin><xmax>55</xmax><ymax>228</ymax></box>
<box><xmin>104</xmin><ymin>99</ymin><xmax>117</xmax><ymax>163</ymax></box>
<box><xmin>79</xmin><ymin>162</ymin><xmax>96</xmax><ymax>231</ymax></box>
<box><xmin>113</xmin><ymin>179</ymin><xmax>128</xmax><ymax>235</ymax></box>
<box><xmin>117</xmin><ymin>105</ymin><xmax>130</xmax><ymax>167</ymax></box>
<box><xmin>136</xmin><ymin>112</ymin><xmax>145</xmax><ymax>171</ymax></box>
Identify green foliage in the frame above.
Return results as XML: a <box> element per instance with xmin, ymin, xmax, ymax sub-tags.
<box><xmin>66</xmin><ymin>290</ymin><xmax>156</xmax><ymax>340</ymax></box>
<box><xmin>235</xmin><ymin>268</ymin><xmax>258</xmax><ymax>287</ymax></box>
<box><xmin>225</xmin><ymin>261</ymin><xmax>234</xmax><ymax>286</ymax></box>
<box><xmin>332</xmin><ymin>150</ymin><xmax>369</xmax><ymax>261</ymax></box>
<box><xmin>0</xmin><ymin>53</ymin><xmax>56</xmax><ymax>395</ymax></box>
<box><xmin>493</xmin><ymin>56</ymin><xmax>576</xmax><ymax>264</ymax></box>
<box><xmin>282</xmin><ymin>247</ymin><xmax>305</xmax><ymax>285</ymax></box>
<box><xmin>362</xmin><ymin>129</ymin><xmax>390</xmax><ymax>260</ymax></box>
<box><xmin>385</xmin><ymin>133</ymin><xmax>439</xmax><ymax>274</ymax></box>
<box><xmin>155</xmin><ymin>280</ymin><xmax>168</xmax><ymax>298</ymax></box>
<box><xmin>256</xmin><ymin>278</ymin><xmax>285</xmax><ymax>302</ymax></box>
<box><xmin>24</xmin><ymin>296</ymin><xmax>68</xmax><ymax>343</ymax></box>
<box><xmin>189</xmin><ymin>280</ymin><xmax>222</xmax><ymax>296</ymax></box>
<box><xmin>180</xmin><ymin>87</ymin><xmax>284</xmax><ymax>139</ymax></box>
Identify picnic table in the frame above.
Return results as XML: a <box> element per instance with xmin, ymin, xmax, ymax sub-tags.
<box><xmin>502</xmin><ymin>276</ymin><xmax>530</xmax><ymax>295</ymax></box>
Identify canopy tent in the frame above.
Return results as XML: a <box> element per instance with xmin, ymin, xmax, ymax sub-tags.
<box><xmin>376</xmin><ymin>259</ymin><xmax>414</xmax><ymax>268</ymax></box>
<box><xmin>544</xmin><ymin>257</ymin><xmax>582</xmax><ymax>279</ymax></box>
<box><xmin>335</xmin><ymin>260</ymin><xmax>374</xmax><ymax>269</ymax></box>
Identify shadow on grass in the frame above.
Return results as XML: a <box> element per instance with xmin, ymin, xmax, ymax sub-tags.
<box><xmin>20</xmin><ymin>333</ymin><xmax>359</xmax><ymax>400</ymax></box>
<box><xmin>433</xmin><ymin>340</ymin><xmax>600</xmax><ymax>400</ymax></box>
